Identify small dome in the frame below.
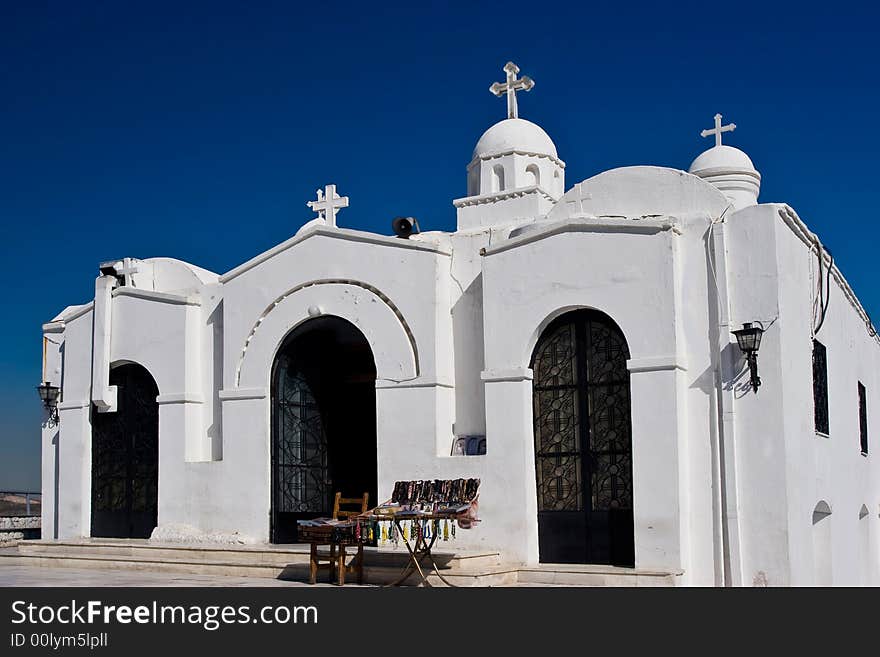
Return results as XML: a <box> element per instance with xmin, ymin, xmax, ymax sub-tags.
<box><xmin>472</xmin><ymin>118</ymin><xmax>558</xmax><ymax>160</ymax></box>
<box><xmin>689</xmin><ymin>145</ymin><xmax>756</xmax><ymax>174</ymax></box>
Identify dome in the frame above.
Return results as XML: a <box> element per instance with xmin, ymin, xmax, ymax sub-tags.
<box><xmin>688</xmin><ymin>145</ymin><xmax>756</xmax><ymax>174</ymax></box>
<box><xmin>472</xmin><ymin>118</ymin><xmax>558</xmax><ymax>161</ymax></box>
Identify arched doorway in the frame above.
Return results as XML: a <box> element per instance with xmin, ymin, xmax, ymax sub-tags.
<box><xmin>531</xmin><ymin>309</ymin><xmax>634</xmax><ymax>565</ymax></box>
<box><xmin>270</xmin><ymin>316</ymin><xmax>377</xmax><ymax>543</ymax></box>
<box><xmin>91</xmin><ymin>363</ymin><xmax>159</xmax><ymax>538</ymax></box>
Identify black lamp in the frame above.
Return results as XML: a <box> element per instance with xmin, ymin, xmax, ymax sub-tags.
<box><xmin>36</xmin><ymin>381</ymin><xmax>60</xmax><ymax>424</ymax></box>
<box><xmin>732</xmin><ymin>322</ymin><xmax>764</xmax><ymax>392</ymax></box>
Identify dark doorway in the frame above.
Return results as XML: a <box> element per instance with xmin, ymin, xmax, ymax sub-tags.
<box><xmin>270</xmin><ymin>316</ymin><xmax>377</xmax><ymax>543</ymax></box>
<box><xmin>531</xmin><ymin>310</ymin><xmax>634</xmax><ymax>566</ymax></box>
<box><xmin>91</xmin><ymin>363</ymin><xmax>159</xmax><ymax>539</ymax></box>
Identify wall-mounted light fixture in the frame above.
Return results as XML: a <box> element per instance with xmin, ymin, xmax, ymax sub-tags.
<box><xmin>732</xmin><ymin>322</ymin><xmax>765</xmax><ymax>393</ymax></box>
<box><xmin>36</xmin><ymin>381</ymin><xmax>60</xmax><ymax>425</ymax></box>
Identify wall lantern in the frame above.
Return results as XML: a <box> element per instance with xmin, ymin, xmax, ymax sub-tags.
<box><xmin>36</xmin><ymin>381</ymin><xmax>60</xmax><ymax>425</ymax></box>
<box><xmin>732</xmin><ymin>322</ymin><xmax>765</xmax><ymax>393</ymax></box>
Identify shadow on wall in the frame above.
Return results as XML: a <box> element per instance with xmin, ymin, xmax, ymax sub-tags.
<box><xmin>207</xmin><ymin>300</ymin><xmax>223</xmax><ymax>461</ymax></box>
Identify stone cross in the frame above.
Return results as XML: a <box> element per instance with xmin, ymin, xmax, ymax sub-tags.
<box><xmin>115</xmin><ymin>257</ymin><xmax>139</xmax><ymax>286</ymax></box>
<box><xmin>307</xmin><ymin>184</ymin><xmax>349</xmax><ymax>228</ymax></box>
<box><xmin>490</xmin><ymin>61</ymin><xmax>534</xmax><ymax>119</ymax></box>
<box><xmin>701</xmin><ymin>113</ymin><xmax>736</xmax><ymax>147</ymax></box>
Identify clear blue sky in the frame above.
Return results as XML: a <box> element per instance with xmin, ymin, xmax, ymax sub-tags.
<box><xmin>1</xmin><ymin>1</ymin><xmax>878</xmax><ymax>490</ymax></box>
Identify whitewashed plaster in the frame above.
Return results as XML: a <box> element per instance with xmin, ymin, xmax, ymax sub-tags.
<box><xmin>41</xmin><ymin>87</ymin><xmax>880</xmax><ymax>585</ymax></box>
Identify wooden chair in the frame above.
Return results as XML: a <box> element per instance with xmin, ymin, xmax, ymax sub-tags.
<box><xmin>309</xmin><ymin>492</ymin><xmax>369</xmax><ymax>585</ymax></box>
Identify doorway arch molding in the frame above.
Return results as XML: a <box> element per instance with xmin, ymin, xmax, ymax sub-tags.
<box><xmin>236</xmin><ymin>281</ymin><xmax>419</xmax><ymax>389</ymax></box>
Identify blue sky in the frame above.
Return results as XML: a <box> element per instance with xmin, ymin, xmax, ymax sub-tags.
<box><xmin>1</xmin><ymin>1</ymin><xmax>878</xmax><ymax>490</ymax></box>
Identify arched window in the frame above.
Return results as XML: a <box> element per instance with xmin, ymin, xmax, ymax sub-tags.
<box><xmin>812</xmin><ymin>501</ymin><xmax>832</xmax><ymax>586</ymax></box>
<box><xmin>531</xmin><ymin>309</ymin><xmax>634</xmax><ymax>566</ymax></box>
<box><xmin>525</xmin><ymin>163</ymin><xmax>540</xmax><ymax>187</ymax></box>
<box><xmin>492</xmin><ymin>164</ymin><xmax>505</xmax><ymax>192</ymax></box>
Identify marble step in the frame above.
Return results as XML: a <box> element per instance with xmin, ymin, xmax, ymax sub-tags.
<box><xmin>1</xmin><ymin>550</ymin><xmax>517</xmax><ymax>586</ymax></box>
<box><xmin>515</xmin><ymin>564</ymin><xmax>679</xmax><ymax>587</ymax></box>
<box><xmin>7</xmin><ymin>541</ymin><xmax>678</xmax><ymax>586</ymax></box>
<box><xmin>18</xmin><ymin>539</ymin><xmax>502</xmax><ymax>571</ymax></box>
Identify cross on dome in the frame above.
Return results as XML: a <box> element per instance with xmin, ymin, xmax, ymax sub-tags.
<box><xmin>701</xmin><ymin>113</ymin><xmax>736</xmax><ymax>147</ymax></box>
<box><xmin>307</xmin><ymin>184</ymin><xmax>349</xmax><ymax>228</ymax></box>
<box><xmin>489</xmin><ymin>61</ymin><xmax>534</xmax><ymax>120</ymax></box>
<box><xmin>113</xmin><ymin>257</ymin><xmax>139</xmax><ymax>287</ymax></box>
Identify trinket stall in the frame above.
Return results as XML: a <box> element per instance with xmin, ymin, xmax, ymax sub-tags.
<box><xmin>298</xmin><ymin>478</ymin><xmax>480</xmax><ymax>586</ymax></box>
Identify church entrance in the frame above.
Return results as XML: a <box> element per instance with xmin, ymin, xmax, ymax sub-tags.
<box><xmin>270</xmin><ymin>316</ymin><xmax>378</xmax><ymax>544</ymax></box>
<box><xmin>90</xmin><ymin>363</ymin><xmax>159</xmax><ymax>539</ymax></box>
<box><xmin>531</xmin><ymin>310</ymin><xmax>634</xmax><ymax>566</ymax></box>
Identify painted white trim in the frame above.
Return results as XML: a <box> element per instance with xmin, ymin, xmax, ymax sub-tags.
<box><xmin>52</xmin><ymin>302</ymin><xmax>93</xmax><ymax>324</ymax></box>
<box><xmin>220</xmin><ymin>226</ymin><xmax>451</xmax><ymax>283</ymax></box>
<box><xmin>481</xmin><ymin>368</ymin><xmax>534</xmax><ymax>383</ymax></box>
<box><xmin>467</xmin><ymin>149</ymin><xmax>566</xmax><ymax>169</ymax></box>
<box><xmin>482</xmin><ymin>217</ymin><xmax>680</xmax><ymax>256</ymax></box>
<box><xmin>156</xmin><ymin>393</ymin><xmax>204</xmax><ymax>405</ymax></box>
<box><xmin>58</xmin><ymin>400</ymin><xmax>90</xmax><ymax>410</ymax></box>
<box><xmin>626</xmin><ymin>355</ymin><xmax>688</xmax><ymax>373</ymax></box>
<box><xmin>453</xmin><ymin>185</ymin><xmax>558</xmax><ymax>208</ymax></box>
<box><xmin>112</xmin><ymin>287</ymin><xmax>201</xmax><ymax>306</ymax></box>
<box><xmin>218</xmin><ymin>387</ymin><xmax>268</xmax><ymax>401</ymax></box>
<box><xmin>42</xmin><ymin>321</ymin><xmax>65</xmax><ymax>334</ymax></box>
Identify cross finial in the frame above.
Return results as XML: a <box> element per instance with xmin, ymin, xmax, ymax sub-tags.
<box><xmin>489</xmin><ymin>61</ymin><xmax>534</xmax><ymax>119</ymax></box>
<box><xmin>306</xmin><ymin>184</ymin><xmax>349</xmax><ymax>228</ymax></box>
<box><xmin>701</xmin><ymin>113</ymin><xmax>736</xmax><ymax>147</ymax></box>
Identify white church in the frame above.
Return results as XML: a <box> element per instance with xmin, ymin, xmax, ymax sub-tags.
<box><xmin>38</xmin><ymin>62</ymin><xmax>880</xmax><ymax>586</ymax></box>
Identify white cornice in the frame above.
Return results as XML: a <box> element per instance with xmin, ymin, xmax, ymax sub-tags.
<box><xmin>220</xmin><ymin>225</ymin><xmax>452</xmax><ymax>284</ymax></box>
<box><xmin>452</xmin><ymin>185</ymin><xmax>557</xmax><ymax>208</ymax></box>
<box><xmin>482</xmin><ymin>216</ymin><xmax>680</xmax><ymax>256</ymax></box>
<box><xmin>467</xmin><ymin>149</ymin><xmax>566</xmax><ymax>170</ymax></box>
<box><xmin>112</xmin><ymin>287</ymin><xmax>201</xmax><ymax>306</ymax></box>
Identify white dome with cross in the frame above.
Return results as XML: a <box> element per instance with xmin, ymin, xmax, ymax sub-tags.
<box><xmin>688</xmin><ymin>113</ymin><xmax>761</xmax><ymax>210</ymax></box>
<box><xmin>466</xmin><ymin>62</ymin><xmax>565</xmax><ymax>200</ymax></box>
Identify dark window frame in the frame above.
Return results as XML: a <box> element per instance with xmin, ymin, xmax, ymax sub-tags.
<box><xmin>812</xmin><ymin>340</ymin><xmax>829</xmax><ymax>435</ymax></box>
<box><xmin>858</xmin><ymin>381</ymin><xmax>868</xmax><ymax>455</ymax></box>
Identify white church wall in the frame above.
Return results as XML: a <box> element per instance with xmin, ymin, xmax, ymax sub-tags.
<box><xmin>52</xmin><ymin>309</ymin><xmax>93</xmax><ymax>538</ymax></box>
<box><xmin>448</xmin><ymin>231</ymin><xmax>490</xmax><ymax>439</ymax></box>
<box><xmin>676</xmin><ymin>212</ymin><xmax>729</xmax><ymax>586</ymax></box>
<box><xmin>39</xmin><ymin>322</ymin><xmax>64</xmax><ymax>540</ymax></box>
<box><xmin>207</xmin><ymin>228</ymin><xmax>459</xmax><ymax>542</ymax></box>
<box><xmin>481</xmin><ymin>225</ymin><xmax>689</xmax><ymax>570</ymax></box>
<box><xmin>722</xmin><ymin>204</ymin><xmax>792</xmax><ymax>585</ymax></box>
<box><xmin>722</xmin><ymin>203</ymin><xmax>880</xmax><ymax>586</ymax></box>
<box><xmin>757</xmin><ymin>204</ymin><xmax>880</xmax><ymax>586</ymax></box>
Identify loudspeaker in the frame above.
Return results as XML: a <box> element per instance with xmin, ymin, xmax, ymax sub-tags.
<box><xmin>391</xmin><ymin>216</ymin><xmax>420</xmax><ymax>238</ymax></box>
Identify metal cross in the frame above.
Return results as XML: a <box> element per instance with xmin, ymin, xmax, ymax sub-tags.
<box><xmin>489</xmin><ymin>61</ymin><xmax>534</xmax><ymax>119</ymax></box>
<box><xmin>701</xmin><ymin>113</ymin><xmax>736</xmax><ymax>147</ymax></box>
<box><xmin>306</xmin><ymin>184</ymin><xmax>349</xmax><ymax>228</ymax></box>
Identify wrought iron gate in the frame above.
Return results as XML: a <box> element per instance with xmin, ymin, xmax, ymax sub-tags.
<box><xmin>271</xmin><ymin>355</ymin><xmax>330</xmax><ymax>543</ymax></box>
<box><xmin>531</xmin><ymin>310</ymin><xmax>634</xmax><ymax>565</ymax></box>
<box><xmin>90</xmin><ymin>363</ymin><xmax>159</xmax><ymax>539</ymax></box>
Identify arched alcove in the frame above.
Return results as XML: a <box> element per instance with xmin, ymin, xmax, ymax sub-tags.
<box><xmin>270</xmin><ymin>316</ymin><xmax>377</xmax><ymax>543</ymax></box>
<box><xmin>91</xmin><ymin>362</ymin><xmax>159</xmax><ymax>539</ymax></box>
<box><xmin>492</xmin><ymin>164</ymin><xmax>505</xmax><ymax>192</ymax></box>
<box><xmin>526</xmin><ymin>163</ymin><xmax>540</xmax><ymax>187</ymax></box>
<box><xmin>812</xmin><ymin>501</ymin><xmax>833</xmax><ymax>586</ymax></box>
